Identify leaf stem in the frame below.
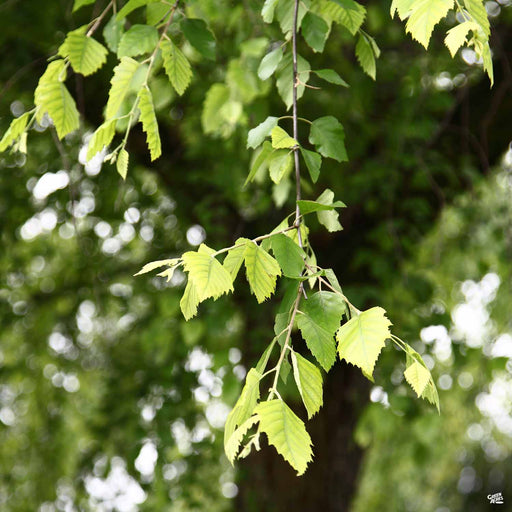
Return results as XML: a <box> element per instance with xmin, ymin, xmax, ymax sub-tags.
<box><xmin>86</xmin><ymin>0</ymin><xmax>114</xmax><ymax>38</ymax></box>
<box><xmin>268</xmin><ymin>287</ymin><xmax>302</xmax><ymax>399</ymax></box>
<box><xmin>212</xmin><ymin>225</ymin><xmax>297</xmax><ymax>256</ymax></box>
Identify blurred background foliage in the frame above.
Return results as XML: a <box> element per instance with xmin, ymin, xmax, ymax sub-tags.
<box><xmin>0</xmin><ymin>0</ymin><xmax>511</xmax><ymax>511</ymax></box>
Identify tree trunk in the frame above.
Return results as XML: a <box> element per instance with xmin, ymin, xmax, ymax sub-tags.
<box><xmin>236</xmin><ymin>363</ymin><xmax>370</xmax><ymax>512</ymax></box>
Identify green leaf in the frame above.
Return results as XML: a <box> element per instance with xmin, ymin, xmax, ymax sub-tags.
<box><xmin>313</xmin><ymin>69</ymin><xmax>348</xmax><ymax>86</ymax></box>
<box><xmin>444</xmin><ymin>21</ymin><xmax>479</xmax><ymax>57</ymax></box>
<box><xmin>0</xmin><ymin>113</ymin><xmax>30</xmax><ymax>152</ymax></box>
<box><xmin>244</xmin><ymin>242</ymin><xmax>281</xmax><ymax>303</ymax></box>
<box><xmin>160</xmin><ymin>39</ymin><xmax>192</xmax><ymax>96</ymax></box>
<box><xmin>316</xmin><ymin>188</ymin><xmax>343</xmax><ymax>232</ymax></box>
<box><xmin>404</xmin><ymin>360</ymin><xmax>431</xmax><ymax>397</ymax></box>
<box><xmin>134</xmin><ymin>258</ymin><xmax>180</xmax><ymax>276</ymax></box>
<box><xmin>182</xmin><ymin>249</ymin><xmax>234</xmax><ymax>303</ymax></box>
<box><xmin>87</xmin><ymin>120</ymin><xmax>116</xmax><ymax>161</ymax></box>
<box><xmin>225</xmin><ymin>415</ymin><xmax>259</xmax><ymax>464</ymax></box>
<box><xmin>247</xmin><ymin>117</ymin><xmax>278</xmax><ymax>149</ymax></box>
<box><xmin>255</xmin><ymin>399</ymin><xmax>313</xmax><ymax>476</ymax></box>
<box><xmin>297</xmin><ymin>198</ymin><xmax>346</xmax><ymax>215</ymax></box>
<box><xmin>269</xmin><ymin>149</ymin><xmax>293</xmax><ymax>184</ymax></box>
<box><xmin>271</xmin><ymin>126</ymin><xmax>297</xmax><ymax>149</ymax></box>
<box><xmin>480</xmin><ymin>41</ymin><xmax>494</xmax><ymax>86</ymax></box>
<box><xmin>300</xmin><ymin>148</ymin><xmax>322</xmax><ymax>183</ymax></box>
<box><xmin>276</xmin><ymin>0</ymin><xmax>311</xmax><ymax>34</ymax></box>
<box><xmin>355</xmin><ymin>33</ymin><xmax>377</xmax><ymax>80</ymax></box>
<box><xmin>103</xmin><ymin>15</ymin><xmax>125</xmax><ymax>53</ymax></box>
<box><xmin>234</xmin><ymin>368</ymin><xmax>262</xmax><ymax>425</ymax></box>
<box><xmin>59</xmin><ymin>29</ymin><xmax>108</xmax><ymax>76</ymax></box>
<box><xmin>201</xmin><ymin>83</ymin><xmax>230</xmax><ymax>135</ymax></box>
<box><xmin>269</xmin><ymin>233</ymin><xmax>305</xmax><ymax>277</ymax></box>
<box><xmin>245</xmin><ymin>141</ymin><xmax>273</xmax><ymax>185</ymax></box>
<box><xmin>118</xmin><ymin>24</ymin><xmax>159</xmax><ymax>57</ymax></box>
<box><xmin>117</xmin><ymin>0</ymin><xmax>158</xmax><ymax>19</ymax></box>
<box><xmin>336</xmin><ymin>306</ymin><xmax>392</xmax><ymax>377</ymax></box>
<box><xmin>422</xmin><ymin>378</ymin><xmax>441</xmax><ymax>413</ymax></box>
<box><xmin>463</xmin><ymin>0</ymin><xmax>490</xmax><ymax>36</ymax></box>
<box><xmin>276</xmin><ymin>53</ymin><xmax>310</xmax><ymax>110</ymax></box>
<box><xmin>73</xmin><ymin>0</ymin><xmax>95</xmax><ymax>12</ymax></box>
<box><xmin>34</xmin><ymin>60</ymin><xmax>80</xmax><ymax>139</ymax></box>
<box><xmin>223</xmin><ymin>238</ymin><xmax>250</xmax><ymax>279</ymax></box>
<box><xmin>324</xmin><ymin>268</ymin><xmax>342</xmax><ymax>293</ymax></box>
<box><xmin>291</xmin><ymin>352</ymin><xmax>323</xmax><ymax>419</ymax></box>
<box><xmin>302</xmin><ymin>12</ymin><xmax>330</xmax><ymax>53</ymax></box>
<box><xmin>261</xmin><ymin>0</ymin><xmax>279</xmax><ymax>23</ymax></box>
<box><xmin>181</xmin><ymin>18</ymin><xmax>216</xmax><ymax>61</ymax></box>
<box><xmin>309</xmin><ymin>116</ymin><xmax>347</xmax><ymax>162</ymax></box>
<box><xmin>296</xmin><ymin>291</ymin><xmax>346</xmax><ymax>370</ymax></box>
<box><xmin>258</xmin><ymin>47</ymin><xmax>283</xmax><ymax>81</ymax></box>
<box><xmin>330</xmin><ymin>0</ymin><xmax>366</xmax><ymax>35</ymax></box>
<box><xmin>180</xmin><ymin>280</ymin><xmax>200</xmax><ymax>320</ymax></box>
<box><xmin>137</xmin><ymin>86</ymin><xmax>161</xmax><ymax>161</ymax></box>
<box><xmin>105</xmin><ymin>57</ymin><xmax>140</xmax><ymax>119</ymax></box>
<box><xmin>405</xmin><ymin>0</ymin><xmax>454</xmax><ymax>49</ymax></box>
<box><xmin>116</xmin><ymin>148</ymin><xmax>129</xmax><ymax>179</ymax></box>
<box><xmin>147</xmin><ymin>3</ymin><xmax>170</xmax><ymax>25</ymax></box>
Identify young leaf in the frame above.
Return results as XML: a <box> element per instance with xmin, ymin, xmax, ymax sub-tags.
<box><xmin>182</xmin><ymin>250</ymin><xmax>234</xmax><ymax>303</ymax></box>
<box><xmin>223</xmin><ymin>238</ymin><xmax>250</xmax><ymax>279</ymax></box>
<box><xmin>404</xmin><ymin>360</ymin><xmax>431</xmax><ymax>397</ymax></box>
<box><xmin>118</xmin><ymin>25</ymin><xmax>159</xmax><ymax>58</ymax></box>
<box><xmin>105</xmin><ymin>57</ymin><xmax>140</xmax><ymax>119</ymax></box>
<box><xmin>313</xmin><ymin>69</ymin><xmax>349</xmax><ymax>87</ymax></box>
<box><xmin>302</xmin><ymin>12</ymin><xmax>330</xmax><ymax>53</ymax></box>
<box><xmin>329</xmin><ymin>0</ymin><xmax>366</xmax><ymax>35</ymax></box>
<box><xmin>247</xmin><ymin>117</ymin><xmax>279</xmax><ymax>149</ymax></box>
<box><xmin>255</xmin><ymin>399</ymin><xmax>313</xmax><ymax>476</ymax></box>
<box><xmin>309</xmin><ymin>116</ymin><xmax>347</xmax><ymax>162</ymax></box>
<box><xmin>59</xmin><ymin>29</ymin><xmax>108</xmax><ymax>76</ymax></box>
<box><xmin>180</xmin><ymin>280</ymin><xmax>201</xmax><ymax>320</ymax></box>
<box><xmin>296</xmin><ymin>291</ymin><xmax>346</xmax><ymax>371</ymax></box>
<box><xmin>390</xmin><ymin>0</ymin><xmax>416</xmax><ymax>19</ymax></box>
<box><xmin>0</xmin><ymin>112</ymin><xmax>30</xmax><ymax>152</ymax></box>
<box><xmin>245</xmin><ymin>141</ymin><xmax>273</xmax><ymax>185</ymax></box>
<box><xmin>276</xmin><ymin>0</ymin><xmax>311</xmax><ymax>34</ymax></box>
<box><xmin>269</xmin><ymin>233</ymin><xmax>305</xmax><ymax>277</ymax></box>
<box><xmin>262</xmin><ymin>0</ymin><xmax>279</xmax><ymax>23</ymax></box>
<box><xmin>244</xmin><ymin>242</ymin><xmax>282</xmax><ymax>303</ymax></box>
<box><xmin>463</xmin><ymin>0</ymin><xmax>490</xmax><ymax>36</ymax></box>
<box><xmin>134</xmin><ymin>258</ymin><xmax>179</xmax><ymax>276</ymax></box>
<box><xmin>258</xmin><ymin>47</ymin><xmax>283</xmax><ymax>81</ymax></box>
<box><xmin>316</xmin><ymin>188</ymin><xmax>343</xmax><ymax>232</ymax></box>
<box><xmin>336</xmin><ymin>307</ymin><xmax>392</xmax><ymax>377</ymax></box>
<box><xmin>225</xmin><ymin>415</ymin><xmax>259</xmax><ymax>464</ymax></box>
<box><xmin>103</xmin><ymin>15</ymin><xmax>125</xmax><ymax>53</ymax></box>
<box><xmin>300</xmin><ymin>148</ymin><xmax>322</xmax><ymax>183</ymax></box>
<box><xmin>87</xmin><ymin>120</ymin><xmax>116</xmax><ymax>161</ymax></box>
<box><xmin>138</xmin><ymin>87</ymin><xmax>162</xmax><ymax>161</ymax></box>
<box><xmin>276</xmin><ymin>53</ymin><xmax>310</xmax><ymax>110</ymax></box>
<box><xmin>269</xmin><ymin>150</ymin><xmax>293</xmax><ymax>184</ymax></box>
<box><xmin>355</xmin><ymin>33</ymin><xmax>377</xmax><ymax>80</ymax></box>
<box><xmin>405</xmin><ymin>0</ymin><xmax>454</xmax><ymax>49</ymax></box>
<box><xmin>117</xmin><ymin>148</ymin><xmax>129</xmax><ymax>179</ymax></box>
<box><xmin>181</xmin><ymin>18</ymin><xmax>216</xmax><ymax>61</ymax></box>
<box><xmin>291</xmin><ymin>352</ymin><xmax>323</xmax><ymax>419</ymax></box>
<box><xmin>270</xmin><ymin>126</ymin><xmax>297</xmax><ymax>149</ymax></box>
<box><xmin>160</xmin><ymin>39</ymin><xmax>192</xmax><ymax>96</ymax></box>
<box><xmin>444</xmin><ymin>21</ymin><xmax>479</xmax><ymax>57</ymax></box>
<box><xmin>34</xmin><ymin>60</ymin><xmax>80</xmax><ymax>139</ymax></box>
